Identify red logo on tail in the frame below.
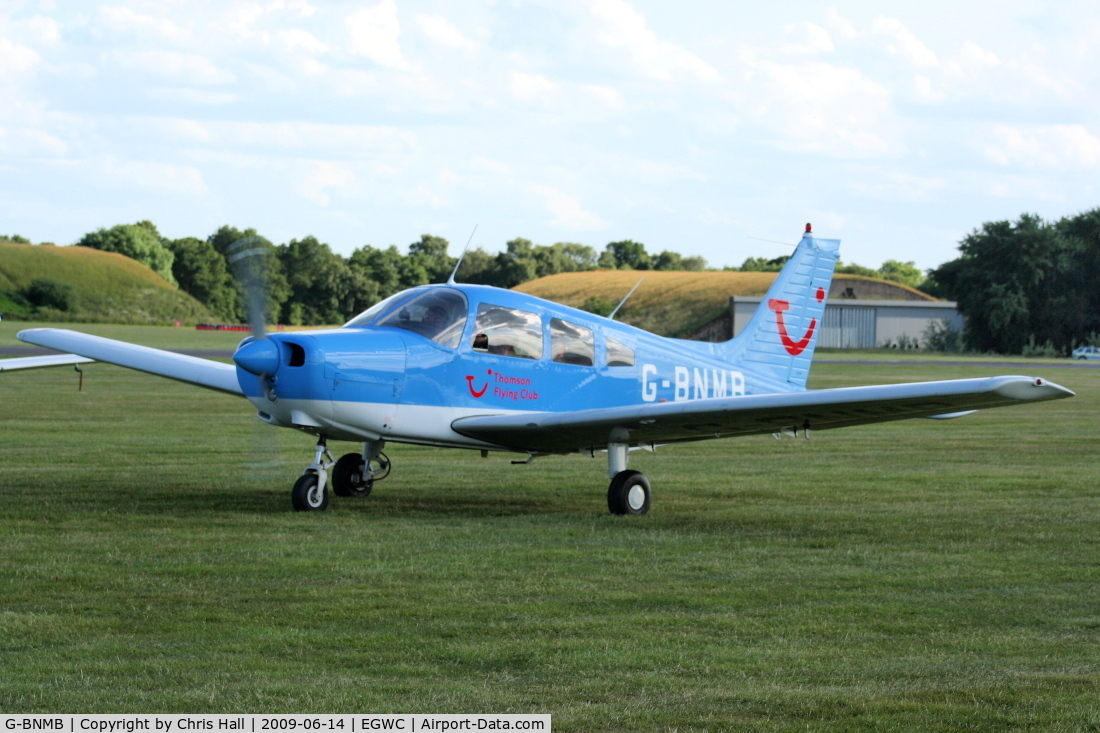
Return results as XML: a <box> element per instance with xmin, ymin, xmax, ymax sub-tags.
<box><xmin>769</xmin><ymin>298</ymin><xmax>817</xmax><ymax>356</ymax></box>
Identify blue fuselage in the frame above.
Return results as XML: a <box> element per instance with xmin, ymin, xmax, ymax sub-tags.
<box><xmin>235</xmin><ymin>284</ymin><xmax>797</xmax><ymax>448</ymax></box>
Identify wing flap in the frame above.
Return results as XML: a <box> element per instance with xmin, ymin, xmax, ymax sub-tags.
<box><xmin>17</xmin><ymin>328</ymin><xmax>243</xmax><ymax>396</ymax></box>
<box><xmin>451</xmin><ymin>376</ymin><xmax>1073</xmax><ymax>453</ymax></box>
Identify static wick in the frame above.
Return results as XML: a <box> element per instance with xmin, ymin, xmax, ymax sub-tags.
<box><xmin>75</xmin><ymin>365</ymin><xmax>83</xmax><ymax>392</ymax></box>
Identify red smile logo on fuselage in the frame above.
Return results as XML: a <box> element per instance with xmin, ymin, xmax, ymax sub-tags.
<box><xmin>769</xmin><ymin>287</ymin><xmax>825</xmax><ymax>356</ymax></box>
<box><xmin>466</xmin><ymin>370</ymin><xmax>491</xmax><ymax>398</ymax></box>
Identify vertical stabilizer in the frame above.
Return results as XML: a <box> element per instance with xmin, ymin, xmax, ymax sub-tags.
<box><xmin>726</xmin><ymin>226</ymin><xmax>840</xmax><ymax>389</ymax></box>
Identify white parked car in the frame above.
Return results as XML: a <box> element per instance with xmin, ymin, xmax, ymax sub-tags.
<box><xmin>1072</xmin><ymin>345</ymin><xmax>1100</xmax><ymax>360</ymax></box>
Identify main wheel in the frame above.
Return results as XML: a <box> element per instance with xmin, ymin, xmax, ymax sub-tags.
<box><xmin>291</xmin><ymin>473</ymin><xmax>329</xmax><ymax>512</ymax></box>
<box><xmin>607</xmin><ymin>470</ymin><xmax>651</xmax><ymax>515</ymax></box>
<box><xmin>332</xmin><ymin>452</ymin><xmax>373</xmax><ymax>498</ymax></box>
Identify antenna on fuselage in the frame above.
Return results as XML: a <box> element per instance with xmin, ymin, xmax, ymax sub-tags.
<box><xmin>446</xmin><ymin>224</ymin><xmax>479</xmax><ymax>285</ymax></box>
<box><xmin>608</xmin><ymin>277</ymin><xmax>644</xmax><ymax>321</ymax></box>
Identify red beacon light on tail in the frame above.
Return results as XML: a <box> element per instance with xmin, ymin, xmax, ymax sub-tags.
<box><xmin>805</xmin><ymin>223</ymin><xmax>812</xmax><ymax>234</ymax></box>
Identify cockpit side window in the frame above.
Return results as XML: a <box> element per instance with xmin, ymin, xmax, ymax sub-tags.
<box><xmin>470</xmin><ymin>303</ymin><xmax>543</xmax><ymax>360</ymax></box>
<box><xmin>374</xmin><ymin>289</ymin><xmax>468</xmax><ymax>348</ymax></box>
<box><xmin>550</xmin><ymin>318</ymin><xmax>594</xmax><ymax>366</ymax></box>
<box><xmin>606</xmin><ymin>336</ymin><xmax>635</xmax><ymax>367</ymax></box>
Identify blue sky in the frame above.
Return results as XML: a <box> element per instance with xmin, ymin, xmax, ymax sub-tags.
<box><xmin>1</xmin><ymin>0</ymin><xmax>1097</xmax><ymax>272</ymax></box>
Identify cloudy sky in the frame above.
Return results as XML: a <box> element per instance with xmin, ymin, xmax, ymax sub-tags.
<box><xmin>1</xmin><ymin>0</ymin><xmax>1097</xmax><ymax>271</ymax></box>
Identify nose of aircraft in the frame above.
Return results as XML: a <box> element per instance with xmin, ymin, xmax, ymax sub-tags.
<box><xmin>234</xmin><ymin>337</ymin><xmax>280</xmax><ymax>376</ymax></box>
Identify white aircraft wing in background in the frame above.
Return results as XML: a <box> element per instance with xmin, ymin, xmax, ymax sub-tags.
<box><xmin>451</xmin><ymin>376</ymin><xmax>1074</xmax><ymax>453</ymax></box>
<box><xmin>17</xmin><ymin>328</ymin><xmax>243</xmax><ymax>396</ymax></box>
<box><xmin>0</xmin><ymin>353</ymin><xmax>94</xmax><ymax>371</ymax></box>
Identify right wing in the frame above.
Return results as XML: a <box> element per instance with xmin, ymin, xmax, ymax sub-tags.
<box><xmin>17</xmin><ymin>328</ymin><xmax>244</xmax><ymax>396</ymax></box>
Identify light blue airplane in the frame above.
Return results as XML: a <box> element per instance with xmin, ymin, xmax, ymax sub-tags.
<box><xmin>8</xmin><ymin>226</ymin><xmax>1074</xmax><ymax>514</ymax></box>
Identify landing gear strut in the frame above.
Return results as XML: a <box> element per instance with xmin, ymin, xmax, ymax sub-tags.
<box><xmin>291</xmin><ymin>435</ymin><xmax>334</xmax><ymax>512</ymax></box>
<box><xmin>606</xmin><ymin>440</ymin><xmax>650</xmax><ymax>515</ymax></box>
<box><xmin>333</xmin><ymin>440</ymin><xmax>390</xmax><ymax>498</ymax></box>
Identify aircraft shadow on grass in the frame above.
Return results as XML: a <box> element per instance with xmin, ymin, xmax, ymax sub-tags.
<box><xmin>4</xmin><ymin>225</ymin><xmax>1074</xmax><ymax>515</ymax></box>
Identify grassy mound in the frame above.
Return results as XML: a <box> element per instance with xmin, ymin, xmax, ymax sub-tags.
<box><xmin>0</xmin><ymin>241</ymin><xmax>212</xmax><ymax>324</ymax></box>
<box><xmin>515</xmin><ymin>270</ymin><xmax>932</xmax><ymax>338</ymax></box>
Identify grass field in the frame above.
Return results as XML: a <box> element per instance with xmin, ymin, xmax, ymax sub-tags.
<box><xmin>1</xmin><ymin>326</ymin><xmax>1097</xmax><ymax>730</ymax></box>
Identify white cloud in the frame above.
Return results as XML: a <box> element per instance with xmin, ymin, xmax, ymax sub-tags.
<box><xmin>113</xmin><ymin>50</ymin><xmax>235</xmax><ymax>85</ymax></box>
<box><xmin>416</xmin><ymin>14</ymin><xmax>478</xmax><ymax>54</ymax></box>
<box><xmin>983</xmin><ymin>124</ymin><xmax>1100</xmax><ymax>170</ymax></box>
<box><xmin>588</xmin><ymin>0</ymin><xmax>721</xmax><ymax>82</ymax></box>
<box><xmin>582</xmin><ymin>84</ymin><xmax>625</xmax><ymax>111</ymax></box>
<box><xmin>0</xmin><ymin>126</ymin><xmax>67</xmax><ymax>156</ymax></box>
<box><xmin>146</xmin><ymin>88</ymin><xmax>239</xmax><ymax>105</ymax></box>
<box><xmin>0</xmin><ymin>38</ymin><xmax>41</xmax><ymax>75</ymax></box>
<box><xmin>275</xmin><ymin>29</ymin><xmax>328</xmax><ymax>55</ymax></box>
<box><xmin>745</xmin><ymin>57</ymin><xmax>897</xmax><ymax>157</ymax></box>
<box><xmin>871</xmin><ymin>16</ymin><xmax>938</xmax><ymax>68</ymax></box>
<box><xmin>530</xmin><ymin>185</ymin><xmax>609</xmax><ymax>230</ymax></box>
<box><xmin>18</xmin><ymin>15</ymin><xmax>60</xmax><ymax>45</ymax></box>
<box><xmin>781</xmin><ymin>22</ymin><xmax>834</xmax><ymax>56</ymax></box>
<box><xmin>913</xmin><ymin>74</ymin><xmax>943</xmax><ymax>103</ymax></box>
<box><xmin>296</xmin><ymin>161</ymin><xmax>355</xmax><ymax>206</ymax></box>
<box><xmin>102</xmin><ymin>157</ymin><xmax>206</xmax><ymax>195</ymax></box>
<box><xmin>824</xmin><ymin>8</ymin><xmax>857</xmax><ymax>42</ymax></box>
<box><xmin>347</xmin><ymin>0</ymin><xmax>409</xmax><ymax>70</ymax></box>
<box><xmin>97</xmin><ymin>6</ymin><xmax>190</xmax><ymax>43</ymax></box>
<box><xmin>509</xmin><ymin>71</ymin><xmax>558</xmax><ymax>103</ymax></box>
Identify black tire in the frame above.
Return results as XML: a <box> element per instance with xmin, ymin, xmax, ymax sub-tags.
<box><xmin>607</xmin><ymin>469</ymin><xmax>651</xmax><ymax>515</ymax></box>
<box><xmin>291</xmin><ymin>473</ymin><xmax>329</xmax><ymax>512</ymax></box>
<box><xmin>332</xmin><ymin>452</ymin><xmax>373</xmax><ymax>498</ymax></box>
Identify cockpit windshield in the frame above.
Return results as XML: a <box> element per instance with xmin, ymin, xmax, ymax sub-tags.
<box><xmin>373</xmin><ymin>288</ymin><xmax>468</xmax><ymax>348</ymax></box>
<box><xmin>343</xmin><ymin>290</ymin><xmax>421</xmax><ymax>329</ymax></box>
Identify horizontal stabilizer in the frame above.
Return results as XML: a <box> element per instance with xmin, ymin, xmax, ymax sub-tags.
<box><xmin>452</xmin><ymin>376</ymin><xmax>1073</xmax><ymax>453</ymax></box>
<box><xmin>17</xmin><ymin>328</ymin><xmax>243</xmax><ymax>396</ymax></box>
<box><xmin>0</xmin><ymin>353</ymin><xmax>94</xmax><ymax>371</ymax></box>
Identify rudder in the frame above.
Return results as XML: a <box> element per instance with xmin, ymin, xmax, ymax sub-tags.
<box><xmin>725</xmin><ymin>226</ymin><xmax>840</xmax><ymax>389</ymax></box>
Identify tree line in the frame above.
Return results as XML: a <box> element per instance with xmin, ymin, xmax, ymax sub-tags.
<box><xmin>69</xmin><ymin>223</ymin><xmax>713</xmax><ymax>326</ymax></box>
<box><xmin>924</xmin><ymin>208</ymin><xmax>1100</xmax><ymax>355</ymax></box>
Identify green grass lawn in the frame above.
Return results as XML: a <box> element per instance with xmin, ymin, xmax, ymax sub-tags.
<box><xmin>0</xmin><ymin>336</ymin><xmax>1097</xmax><ymax>730</ymax></box>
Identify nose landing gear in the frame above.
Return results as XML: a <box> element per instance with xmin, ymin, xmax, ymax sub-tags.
<box><xmin>292</xmin><ymin>437</ymin><xmax>391</xmax><ymax>512</ymax></box>
<box><xmin>291</xmin><ymin>436</ymin><xmax>334</xmax><ymax>512</ymax></box>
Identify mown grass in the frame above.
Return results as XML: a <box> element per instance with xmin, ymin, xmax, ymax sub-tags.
<box><xmin>0</xmin><ymin>242</ymin><xmax>211</xmax><ymax>324</ymax></box>
<box><xmin>0</xmin><ymin>336</ymin><xmax>1097</xmax><ymax>730</ymax></box>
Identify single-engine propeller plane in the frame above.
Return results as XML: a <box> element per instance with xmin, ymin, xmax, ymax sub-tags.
<box><xmin>4</xmin><ymin>225</ymin><xmax>1074</xmax><ymax>514</ymax></box>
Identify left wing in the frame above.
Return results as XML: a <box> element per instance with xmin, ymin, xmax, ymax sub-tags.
<box><xmin>451</xmin><ymin>376</ymin><xmax>1073</xmax><ymax>453</ymax></box>
<box><xmin>0</xmin><ymin>354</ymin><xmax>94</xmax><ymax>371</ymax></box>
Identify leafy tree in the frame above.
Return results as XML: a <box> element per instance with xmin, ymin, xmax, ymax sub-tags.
<box><xmin>606</xmin><ymin>240</ymin><xmax>651</xmax><ymax>270</ymax></box>
<box><xmin>77</xmin><ymin>222</ymin><xmax>177</xmax><ymax>286</ymax></box>
<box><xmin>738</xmin><ymin>255</ymin><xmax>790</xmax><ymax>272</ymax></box>
<box><xmin>929</xmin><ymin>212</ymin><xmax>1079</xmax><ymax>354</ymax></box>
<box><xmin>207</xmin><ymin>225</ymin><xmax>290</xmax><ymax>325</ymax></box>
<box><xmin>1</xmin><ymin>234</ymin><xmax>31</xmax><ymax>244</ymax></box>
<box><xmin>877</xmin><ymin>259</ymin><xmax>925</xmax><ymax>289</ymax></box>
<box><xmin>492</xmin><ymin>238</ymin><xmax>538</xmax><ymax>288</ymax></box>
<box><xmin>453</xmin><ymin>247</ymin><xmax>501</xmax><ymax>285</ymax></box>
<box><xmin>408</xmin><ymin>234</ymin><xmax>455</xmax><ymax>283</ymax></box>
<box><xmin>278</xmin><ymin>236</ymin><xmax>376</xmax><ymax>325</ymax></box>
<box><xmin>348</xmin><ymin>245</ymin><xmax>409</xmax><ymax>298</ymax></box>
<box><xmin>167</xmin><ymin>237</ymin><xmax>239</xmax><ymax>321</ymax></box>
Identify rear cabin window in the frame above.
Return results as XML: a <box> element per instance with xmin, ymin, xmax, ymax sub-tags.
<box><xmin>471</xmin><ymin>304</ymin><xmax>543</xmax><ymax>359</ymax></box>
<box><xmin>550</xmin><ymin>318</ymin><xmax>594</xmax><ymax>366</ymax></box>
<box><xmin>606</xmin><ymin>336</ymin><xmax>635</xmax><ymax>367</ymax></box>
<box><xmin>374</xmin><ymin>289</ymin><xmax>468</xmax><ymax>349</ymax></box>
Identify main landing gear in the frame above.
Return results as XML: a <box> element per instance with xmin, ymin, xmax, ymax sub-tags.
<box><xmin>291</xmin><ymin>436</ymin><xmax>390</xmax><ymax>512</ymax></box>
<box><xmin>606</xmin><ymin>440</ymin><xmax>650</xmax><ymax>515</ymax></box>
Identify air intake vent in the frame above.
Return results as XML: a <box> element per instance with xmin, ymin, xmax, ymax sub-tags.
<box><xmin>286</xmin><ymin>342</ymin><xmax>306</xmax><ymax>367</ymax></box>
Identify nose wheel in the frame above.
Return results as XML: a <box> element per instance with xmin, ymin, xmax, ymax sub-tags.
<box><xmin>291</xmin><ymin>436</ymin><xmax>335</xmax><ymax>512</ymax></box>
